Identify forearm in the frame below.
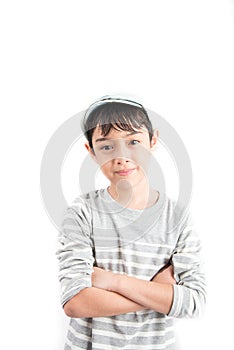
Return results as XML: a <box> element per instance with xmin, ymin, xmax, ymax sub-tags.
<box><xmin>109</xmin><ymin>274</ymin><xmax>174</xmax><ymax>315</ymax></box>
<box><xmin>64</xmin><ymin>286</ymin><xmax>145</xmax><ymax>318</ymax></box>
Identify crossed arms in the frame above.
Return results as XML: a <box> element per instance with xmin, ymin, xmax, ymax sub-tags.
<box><xmin>58</xmin><ymin>207</ymin><xmax>206</xmax><ymax>320</ymax></box>
<box><xmin>63</xmin><ymin>265</ymin><xmax>175</xmax><ymax>318</ymax></box>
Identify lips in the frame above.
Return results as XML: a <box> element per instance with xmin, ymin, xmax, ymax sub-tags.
<box><xmin>115</xmin><ymin>168</ymin><xmax>135</xmax><ymax>176</ymax></box>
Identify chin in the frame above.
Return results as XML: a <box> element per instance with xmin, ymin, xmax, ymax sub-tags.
<box><xmin>116</xmin><ymin>176</ymin><xmax>145</xmax><ymax>191</ymax></box>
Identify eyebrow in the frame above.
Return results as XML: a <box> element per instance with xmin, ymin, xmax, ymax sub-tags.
<box><xmin>94</xmin><ymin>131</ymin><xmax>143</xmax><ymax>143</ymax></box>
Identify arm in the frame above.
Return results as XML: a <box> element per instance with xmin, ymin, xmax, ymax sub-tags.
<box><xmin>92</xmin><ymin>267</ymin><xmax>174</xmax><ymax>315</ymax></box>
<box><xmin>91</xmin><ymin>213</ymin><xmax>206</xmax><ymax>319</ymax></box>
<box><xmin>63</xmin><ymin>287</ymin><xmax>144</xmax><ymax>318</ymax></box>
<box><xmin>57</xmin><ymin>203</ymin><xmax>177</xmax><ymax>318</ymax></box>
<box><xmin>168</xmin><ymin>215</ymin><xmax>206</xmax><ymax>318</ymax></box>
<box><xmin>64</xmin><ymin>264</ymin><xmax>176</xmax><ymax>318</ymax></box>
<box><xmin>57</xmin><ymin>205</ymin><xmax>145</xmax><ymax>318</ymax></box>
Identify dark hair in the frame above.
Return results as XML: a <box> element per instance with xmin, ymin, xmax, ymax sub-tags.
<box><xmin>83</xmin><ymin>100</ymin><xmax>153</xmax><ymax>149</ymax></box>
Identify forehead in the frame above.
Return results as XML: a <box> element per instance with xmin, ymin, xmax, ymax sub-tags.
<box><xmin>92</xmin><ymin>125</ymin><xmax>149</xmax><ymax>142</ymax></box>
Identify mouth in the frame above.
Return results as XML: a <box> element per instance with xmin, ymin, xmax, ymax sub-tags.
<box><xmin>115</xmin><ymin>168</ymin><xmax>136</xmax><ymax>176</ymax></box>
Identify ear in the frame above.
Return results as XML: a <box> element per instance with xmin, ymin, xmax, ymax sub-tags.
<box><xmin>85</xmin><ymin>142</ymin><xmax>96</xmax><ymax>161</ymax></box>
<box><xmin>150</xmin><ymin>129</ymin><xmax>158</xmax><ymax>151</ymax></box>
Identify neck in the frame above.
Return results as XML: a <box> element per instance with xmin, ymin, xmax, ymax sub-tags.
<box><xmin>108</xmin><ymin>178</ymin><xmax>158</xmax><ymax>210</ymax></box>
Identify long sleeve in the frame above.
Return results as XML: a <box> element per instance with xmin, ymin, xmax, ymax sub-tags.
<box><xmin>168</xmin><ymin>212</ymin><xmax>206</xmax><ymax>318</ymax></box>
<box><xmin>56</xmin><ymin>200</ymin><xmax>94</xmax><ymax>307</ymax></box>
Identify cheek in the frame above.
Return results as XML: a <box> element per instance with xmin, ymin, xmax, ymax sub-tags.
<box><xmin>95</xmin><ymin>152</ymin><xmax>113</xmax><ymax>166</ymax></box>
<box><xmin>134</xmin><ymin>152</ymin><xmax>151</xmax><ymax>170</ymax></box>
<box><xmin>100</xmin><ymin>163</ymin><xmax>112</xmax><ymax>177</ymax></box>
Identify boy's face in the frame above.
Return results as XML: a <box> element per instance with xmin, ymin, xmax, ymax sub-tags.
<box><xmin>85</xmin><ymin>125</ymin><xmax>157</xmax><ymax>189</ymax></box>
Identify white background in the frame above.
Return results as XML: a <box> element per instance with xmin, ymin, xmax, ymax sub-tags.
<box><xmin>1</xmin><ymin>1</ymin><xmax>234</xmax><ymax>349</ymax></box>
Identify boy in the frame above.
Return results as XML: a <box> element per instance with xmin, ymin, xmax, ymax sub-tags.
<box><xmin>57</xmin><ymin>96</ymin><xmax>206</xmax><ymax>349</ymax></box>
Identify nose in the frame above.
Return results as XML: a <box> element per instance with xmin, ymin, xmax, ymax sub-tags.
<box><xmin>113</xmin><ymin>142</ymin><xmax>131</xmax><ymax>165</ymax></box>
<box><xmin>114</xmin><ymin>157</ymin><xmax>130</xmax><ymax>165</ymax></box>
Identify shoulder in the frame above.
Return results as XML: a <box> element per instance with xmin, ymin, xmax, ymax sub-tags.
<box><xmin>71</xmin><ymin>188</ymin><xmax>105</xmax><ymax>206</ymax></box>
<box><xmin>160</xmin><ymin>193</ymin><xmax>192</xmax><ymax>233</ymax></box>
<box><xmin>66</xmin><ymin>189</ymin><xmax>106</xmax><ymax>216</ymax></box>
<box><xmin>60</xmin><ymin>190</ymin><xmax>105</xmax><ymax>234</ymax></box>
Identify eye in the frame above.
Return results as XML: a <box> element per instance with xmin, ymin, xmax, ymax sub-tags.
<box><xmin>129</xmin><ymin>140</ymin><xmax>140</xmax><ymax>145</ymax></box>
<box><xmin>100</xmin><ymin>145</ymin><xmax>113</xmax><ymax>151</ymax></box>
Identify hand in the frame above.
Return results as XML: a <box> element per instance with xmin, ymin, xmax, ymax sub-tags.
<box><xmin>92</xmin><ymin>267</ymin><xmax>118</xmax><ymax>291</ymax></box>
<box><xmin>151</xmin><ymin>264</ymin><xmax>176</xmax><ymax>285</ymax></box>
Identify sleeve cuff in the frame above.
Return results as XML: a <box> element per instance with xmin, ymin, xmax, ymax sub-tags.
<box><xmin>167</xmin><ymin>284</ymin><xmax>184</xmax><ymax>317</ymax></box>
<box><xmin>61</xmin><ymin>277</ymin><xmax>92</xmax><ymax>307</ymax></box>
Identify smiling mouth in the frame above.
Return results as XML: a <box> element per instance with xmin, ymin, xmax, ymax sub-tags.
<box><xmin>115</xmin><ymin>169</ymin><xmax>136</xmax><ymax>176</ymax></box>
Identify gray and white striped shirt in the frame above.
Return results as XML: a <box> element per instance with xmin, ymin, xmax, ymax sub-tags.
<box><xmin>57</xmin><ymin>189</ymin><xmax>206</xmax><ymax>349</ymax></box>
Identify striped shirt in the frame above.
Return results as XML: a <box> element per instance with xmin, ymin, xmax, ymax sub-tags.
<box><xmin>57</xmin><ymin>188</ymin><xmax>206</xmax><ymax>349</ymax></box>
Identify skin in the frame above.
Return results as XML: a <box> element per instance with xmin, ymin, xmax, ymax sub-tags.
<box><xmin>63</xmin><ymin>125</ymin><xmax>175</xmax><ymax>318</ymax></box>
<box><xmin>86</xmin><ymin>126</ymin><xmax>159</xmax><ymax>209</ymax></box>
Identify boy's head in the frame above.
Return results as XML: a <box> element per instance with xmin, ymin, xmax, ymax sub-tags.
<box><xmin>82</xmin><ymin>97</ymin><xmax>158</xmax><ymax>190</ymax></box>
<box><xmin>83</xmin><ymin>97</ymin><xmax>154</xmax><ymax>150</ymax></box>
